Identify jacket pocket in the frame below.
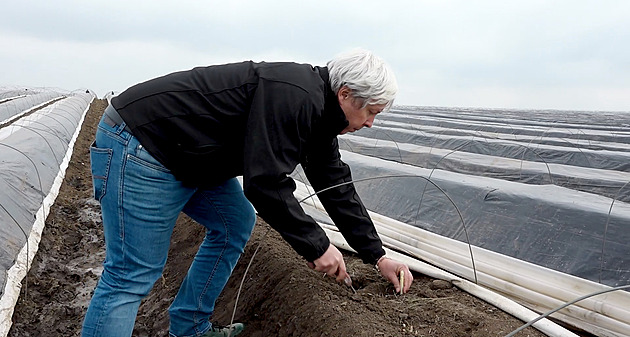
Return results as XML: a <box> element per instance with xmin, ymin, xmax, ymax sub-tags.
<box><xmin>89</xmin><ymin>141</ymin><xmax>113</xmax><ymax>202</ymax></box>
<box><xmin>178</xmin><ymin>143</ymin><xmax>221</xmax><ymax>156</ymax></box>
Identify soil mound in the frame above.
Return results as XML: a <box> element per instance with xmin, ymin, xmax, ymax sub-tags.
<box><xmin>9</xmin><ymin>99</ymin><xmax>548</xmax><ymax>336</ymax></box>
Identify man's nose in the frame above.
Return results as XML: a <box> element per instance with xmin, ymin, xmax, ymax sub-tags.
<box><xmin>364</xmin><ymin>116</ymin><xmax>375</xmax><ymax>128</ymax></box>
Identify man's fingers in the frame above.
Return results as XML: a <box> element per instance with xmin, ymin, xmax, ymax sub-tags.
<box><xmin>335</xmin><ymin>267</ymin><xmax>350</xmax><ymax>283</ymax></box>
<box><xmin>403</xmin><ymin>269</ymin><xmax>414</xmax><ymax>293</ymax></box>
<box><xmin>395</xmin><ymin>267</ymin><xmax>413</xmax><ymax>293</ymax></box>
<box><xmin>326</xmin><ymin>265</ymin><xmax>338</xmax><ymax>277</ymax></box>
<box><xmin>389</xmin><ymin>273</ymin><xmax>401</xmax><ymax>293</ymax></box>
<box><xmin>378</xmin><ymin>259</ymin><xmax>414</xmax><ymax>294</ymax></box>
<box><xmin>334</xmin><ymin>256</ymin><xmax>349</xmax><ymax>282</ymax></box>
<box><xmin>312</xmin><ymin>244</ymin><xmax>348</xmax><ymax>280</ymax></box>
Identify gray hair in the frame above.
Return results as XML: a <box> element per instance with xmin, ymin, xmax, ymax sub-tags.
<box><xmin>327</xmin><ymin>48</ymin><xmax>398</xmax><ymax>112</ymax></box>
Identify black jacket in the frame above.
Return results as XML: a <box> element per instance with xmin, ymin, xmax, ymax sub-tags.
<box><xmin>111</xmin><ymin>61</ymin><xmax>385</xmax><ymax>264</ymax></box>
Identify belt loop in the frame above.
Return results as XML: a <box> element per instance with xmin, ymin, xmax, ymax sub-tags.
<box><xmin>104</xmin><ymin>105</ymin><xmax>133</xmax><ymax>135</ymax></box>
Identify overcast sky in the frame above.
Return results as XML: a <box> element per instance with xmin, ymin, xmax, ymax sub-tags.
<box><xmin>1</xmin><ymin>0</ymin><xmax>628</xmax><ymax>111</ymax></box>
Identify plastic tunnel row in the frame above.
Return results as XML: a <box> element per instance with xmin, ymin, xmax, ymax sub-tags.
<box><xmin>1</xmin><ymin>89</ymin><xmax>629</xmax><ymax>336</ymax></box>
<box><xmin>0</xmin><ymin>87</ymin><xmax>94</xmax><ymax>336</ymax></box>
<box><xmin>355</xmin><ymin>123</ymin><xmax>630</xmax><ymax>171</ymax></box>
<box><xmin>293</xmin><ymin>105</ymin><xmax>630</xmax><ymax>336</ymax></box>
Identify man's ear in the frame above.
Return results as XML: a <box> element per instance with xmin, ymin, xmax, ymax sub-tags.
<box><xmin>337</xmin><ymin>86</ymin><xmax>352</xmax><ymax>102</ymax></box>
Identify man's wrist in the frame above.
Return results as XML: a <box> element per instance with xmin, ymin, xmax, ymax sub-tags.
<box><xmin>374</xmin><ymin>255</ymin><xmax>388</xmax><ymax>271</ymax></box>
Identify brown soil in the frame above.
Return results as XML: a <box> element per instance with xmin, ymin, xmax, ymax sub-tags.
<box><xmin>8</xmin><ymin>99</ymin><xmax>551</xmax><ymax>337</ymax></box>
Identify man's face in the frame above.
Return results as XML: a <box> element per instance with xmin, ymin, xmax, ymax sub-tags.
<box><xmin>338</xmin><ymin>88</ymin><xmax>386</xmax><ymax>135</ymax></box>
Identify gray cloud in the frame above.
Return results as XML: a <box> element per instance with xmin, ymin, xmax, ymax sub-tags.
<box><xmin>2</xmin><ymin>0</ymin><xmax>629</xmax><ymax>111</ymax></box>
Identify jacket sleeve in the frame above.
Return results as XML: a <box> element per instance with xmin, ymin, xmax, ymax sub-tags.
<box><xmin>242</xmin><ymin>81</ymin><xmax>330</xmax><ymax>262</ymax></box>
<box><xmin>303</xmin><ymin>136</ymin><xmax>386</xmax><ymax>265</ymax></box>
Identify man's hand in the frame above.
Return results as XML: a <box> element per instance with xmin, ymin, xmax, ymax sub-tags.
<box><xmin>377</xmin><ymin>257</ymin><xmax>413</xmax><ymax>294</ymax></box>
<box><xmin>307</xmin><ymin>244</ymin><xmax>351</xmax><ymax>284</ymax></box>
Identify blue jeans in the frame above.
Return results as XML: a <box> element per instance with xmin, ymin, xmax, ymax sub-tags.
<box><xmin>82</xmin><ymin>115</ymin><xmax>256</xmax><ymax>337</ymax></box>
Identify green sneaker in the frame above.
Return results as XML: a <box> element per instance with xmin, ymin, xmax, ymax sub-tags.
<box><xmin>201</xmin><ymin>323</ymin><xmax>245</xmax><ymax>337</ymax></box>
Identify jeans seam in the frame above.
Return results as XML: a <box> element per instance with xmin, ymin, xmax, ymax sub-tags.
<box><xmin>90</xmin><ymin>127</ymin><xmax>131</xmax><ymax>336</ymax></box>
<box><xmin>98</xmin><ymin>123</ymin><xmax>131</xmax><ymax>144</ymax></box>
<box><xmin>192</xmin><ymin>192</ymin><xmax>230</xmax><ymax>335</ymax></box>
<box><xmin>119</xmin><ymin>140</ymin><xmax>129</xmax><ymax>262</ymax></box>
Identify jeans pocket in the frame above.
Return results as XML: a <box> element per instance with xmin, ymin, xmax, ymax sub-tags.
<box><xmin>90</xmin><ymin>140</ymin><xmax>113</xmax><ymax>202</ymax></box>
<box><xmin>130</xmin><ymin>144</ymin><xmax>170</xmax><ymax>173</ymax></box>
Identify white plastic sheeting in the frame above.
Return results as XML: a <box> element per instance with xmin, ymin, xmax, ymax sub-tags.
<box><xmin>296</xmin><ymin>182</ymin><xmax>630</xmax><ymax>337</ymax></box>
<box><xmin>292</xmin><ymin>105</ymin><xmax>630</xmax><ymax>336</ymax></box>
<box><xmin>0</xmin><ymin>88</ymin><xmax>94</xmax><ymax>337</ymax></box>
<box><xmin>337</xmin><ymin>106</ymin><xmax>630</xmax><ymax>286</ymax></box>
<box><xmin>0</xmin><ymin>87</ymin><xmax>65</xmax><ymax>125</ymax></box>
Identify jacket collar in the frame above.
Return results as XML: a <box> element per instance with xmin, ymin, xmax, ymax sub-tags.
<box><xmin>318</xmin><ymin>67</ymin><xmax>349</xmax><ymax>137</ymax></box>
